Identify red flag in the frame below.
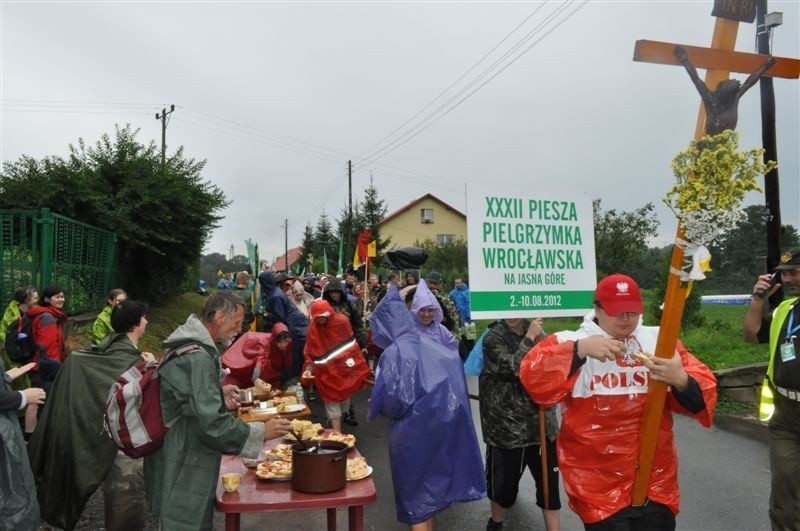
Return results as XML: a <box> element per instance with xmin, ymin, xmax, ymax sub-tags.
<box><xmin>354</xmin><ymin>230</ymin><xmax>372</xmax><ymax>267</ymax></box>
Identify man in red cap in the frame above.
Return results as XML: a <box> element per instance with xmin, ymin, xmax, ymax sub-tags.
<box><xmin>519</xmin><ymin>273</ymin><xmax>717</xmax><ymax>531</ymax></box>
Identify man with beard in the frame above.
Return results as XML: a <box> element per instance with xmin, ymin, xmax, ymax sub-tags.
<box><xmin>744</xmin><ymin>248</ymin><xmax>800</xmax><ymax>530</ymax></box>
<box><xmin>145</xmin><ymin>291</ymin><xmax>290</xmax><ymax>530</ymax></box>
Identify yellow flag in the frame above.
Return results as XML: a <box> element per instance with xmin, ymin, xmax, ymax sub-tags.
<box><xmin>367</xmin><ymin>240</ymin><xmax>377</xmax><ymax>258</ymax></box>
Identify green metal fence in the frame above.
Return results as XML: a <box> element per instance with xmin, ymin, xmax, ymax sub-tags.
<box><xmin>0</xmin><ymin>209</ymin><xmax>117</xmax><ymax>314</ymax></box>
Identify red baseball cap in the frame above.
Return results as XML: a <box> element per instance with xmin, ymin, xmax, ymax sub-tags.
<box><xmin>594</xmin><ymin>273</ymin><xmax>644</xmax><ymax>316</ymax></box>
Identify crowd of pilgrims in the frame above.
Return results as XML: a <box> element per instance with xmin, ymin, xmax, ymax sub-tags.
<box><xmin>1</xmin><ymin>269</ymin><xmax>500</xmax><ymax>531</ymax></box>
<box><xmin>1</xmin><ymin>264</ymin><xmax>722</xmax><ymax>531</ymax></box>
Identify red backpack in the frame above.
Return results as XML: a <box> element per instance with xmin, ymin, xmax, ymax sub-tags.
<box><xmin>104</xmin><ymin>343</ymin><xmax>203</xmax><ymax>458</ymax></box>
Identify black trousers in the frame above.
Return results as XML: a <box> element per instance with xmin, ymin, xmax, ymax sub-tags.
<box><xmin>583</xmin><ymin>500</ymin><xmax>675</xmax><ymax>531</ymax></box>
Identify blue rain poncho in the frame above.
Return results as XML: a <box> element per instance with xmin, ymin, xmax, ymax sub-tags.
<box><xmin>410</xmin><ymin>279</ymin><xmax>458</xmax><ymax>353</ymax></box>
<box><xmin>368</xmin><ymin>285</ymin><xmax>486</xmax><ymax>524</ymax></box>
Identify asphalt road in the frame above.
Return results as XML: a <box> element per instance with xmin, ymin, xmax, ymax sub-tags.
<box><xmin>213</xmin><ymin>376</ymin><xmax>773</xmax><ymax>531</ymax></box>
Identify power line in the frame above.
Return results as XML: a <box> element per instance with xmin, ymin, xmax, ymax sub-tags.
<box><xmin>172</xmin><ymin>116</ymin><xmax>461</xmax><ymax>218</ymax></box>
<box><xmin>172</xmin><ymin>117</ymin><xmax>345</xmax><ymax>164</ymax></box>
<box><xmin>352</xmin><ymin>0</ymin><xmax>588</xmax><ymax>170</ymax></box>
<box><xmin>0</xmin><ymin>108</ymin><xmax>154</xmax><ymax>115</ymax></box>
<box><xmin>179</xmin><ymin>105</ymin><xmax>352</xmax><ymax>160</ymax></box>
<box><xmin>351</xmin><ymin>2</ymin><xmax>549</xmax><ymax>164</ymax></box>
<box><xmin>354</xmin><ymin>0</ymin><xmax>585</xmax><ymax>168</ymax></box>
<box><xmin>175</xmin><ymin>106</ymin><xmax>465</xmax><ymax>187</ymax></box>
<box><xmin>1</xmin><ymin>97</ymin><xmax>467</xmax><ymax>189</ymax></box>
<box><xmin>0</xmin><ymin>98</ymin><xmax>160</xmax><ymax>108</ymax></box>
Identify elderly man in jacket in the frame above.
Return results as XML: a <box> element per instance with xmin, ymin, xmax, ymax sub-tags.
<box><xmin>145</xmin><ymin>291</ymin><xmax>290</xmax><ymax>530</ymax></box>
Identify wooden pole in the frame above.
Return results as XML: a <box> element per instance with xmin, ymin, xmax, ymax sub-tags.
<box><xmin>363</xmin><ymin>259</ymin><xmax>369</xmax><ymax>317</ymax></box>
<box><xmin>630</xmin><ymin>17</ymin><xmax>740</xmax><ymax>506</ymax></box>
<box><xmin>538</xmin><ymin>411</ymin><xmax>550</xmax><ymax>510</ymax></box>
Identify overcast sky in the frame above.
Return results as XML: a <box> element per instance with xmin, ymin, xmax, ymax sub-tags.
<box><xmin>2</xmin><ymin>1</ymin><xmax>798</xmax><ymax>264</ymax></box>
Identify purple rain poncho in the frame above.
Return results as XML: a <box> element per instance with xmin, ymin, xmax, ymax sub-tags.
<box><xmin>409</xmin><ymin>279</ymin><xmax>458</xmax><ymax>353</ymax></box>
<box><xmin>368</xmin><ymin>284</ymin><xmax>486</xmax><ymax>524</ymax></box>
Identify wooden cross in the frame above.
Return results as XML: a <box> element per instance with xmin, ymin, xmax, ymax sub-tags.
<box><xmin>630</xmin><ymin>13</ymin><xmax>799</xmax><ymax>506</ymax></box>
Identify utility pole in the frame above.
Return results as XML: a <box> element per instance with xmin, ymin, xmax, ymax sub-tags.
<box><xmin>756</xmin><ymin>0</ymin><xmax>783</xmax><ymax>276</ymax></box>
<box><xmin>155</xmin><ymin>104</ymin><xmax>175</xmax><ymax>169</ymax></box>
<box><xmin>283</xmin><ymin>219</ymin><xmax>289</xmax><ymax>274</ymax></box>
<box><xmin>345</xmin><ymin>160</ymin><xmax>353</xmax><ymax>275</ymax></box>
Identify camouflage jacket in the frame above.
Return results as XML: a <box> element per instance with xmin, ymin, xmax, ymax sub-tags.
<box><xmin>431</xmin><ymin>288</ymin><xmax>461</xmax><ymax>336</ymax></box>
<box><xmin>478</xmin><ymin>320</ymin><xmax>558</xmax><ymax>448</ymax></box>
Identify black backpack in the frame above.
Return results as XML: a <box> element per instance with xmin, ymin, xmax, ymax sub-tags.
<box><xmin>4</xmin><ymin>314</ymin><xmax>39</xmax><ymax>362</ymax></box>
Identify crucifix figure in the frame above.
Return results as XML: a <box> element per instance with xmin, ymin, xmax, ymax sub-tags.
<box><xmin>675</xmin><ymin>45</ymin><xmax>775</xmax><ymax>135</ymax></box>
<box><xmin>630</xmin><ymin>16</ymin><xmax>799</xmax><ymax>512</ymax></box>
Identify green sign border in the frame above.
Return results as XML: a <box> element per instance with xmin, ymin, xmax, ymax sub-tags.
<box><xmin>471</xmin><ymin>290</ymin><xmax>594</xmax><ymax>312</ymax></box>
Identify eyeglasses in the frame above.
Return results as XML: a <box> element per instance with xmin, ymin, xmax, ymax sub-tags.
<box><xmin>611</xmin><ymin>312</ymin><xmax>640</xmax><ymax>320</ymax></box>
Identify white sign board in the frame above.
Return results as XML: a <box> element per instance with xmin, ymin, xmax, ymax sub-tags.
<box><xmin>466</xmin><ymin>184</ymin><xmax>597</xmax><ymax>319</ymax></box>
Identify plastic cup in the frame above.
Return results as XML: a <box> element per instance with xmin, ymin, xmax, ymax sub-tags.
<box><xmin>239</xmin><ymin>389</ymin><xmax>254</xmax><ymax>408</ymax></box>
<box><xmin>221</xmin><ymin>472</ymin><xmax>241</xmax><ymax>493</ymax></box>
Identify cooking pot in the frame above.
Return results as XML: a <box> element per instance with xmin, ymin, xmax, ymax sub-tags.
<box><xmin>291</xmin><ymin>440</ymin><xmax>349</xmax><ymax>494</ymax></box>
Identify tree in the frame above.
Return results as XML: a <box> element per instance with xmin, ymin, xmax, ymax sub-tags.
<box><xmin>314</xmin><ymin>212</ymin><xmax>336</xmax><ymax>274</ymax></box>
<box><xmin>414</xmin><ymin>238</ymin><xmax>469</xmax><ymax>289</ymax></box>
<box><xmin>334</xmin><ymin>179</ymin><xmax>393</xmax><ymax>274</ymax></box>
<box><xmin>200</xmin><ymin>252</ymin><xmax>230</xmax><ymax>284</ymax></box>
<box><xmin>336</xmin><ymin>200</ymin><xmax>362</xmax><ymax>271</ymax></box>
<box><xmin>593</xmin><ymin>199</ymin><xmax>660</xmax><ymax>280</ymax></box>
<box><xmin>299</xmin><ymin>223</ymin><xmax>315</xmax><ymax>274</ymax></box>
<box><xmin>199</xmin><ymin>253</ymin><xmax>250</xmax><ymax>286</ymax></box>
<box><xmin>229</xmin><ymin>254</ymin><xmax>251</xmax><ymax>272</ymax></box>
<box><xmin>648</xmin><ymin>245</ymin><xmax>705</xmax><ymax>329</ymax></box>
<box><xmin>630</xmin><ymin>245</ymin><xmax>672</xmax><ymax>289</ymax></box>
<box><xmin>0</xmin><ymin>124</ymin><xmax>229</xmax><ymax>301</ymax></box>
<box><xmin>359</xmin><ymin>178</ymin><xmax>391</xmax><ymax>255</ymax></box>
<box><xmin>705</xmin><ymin>204</ymin><xmax>800</xmax><ymax>293</ymax></box>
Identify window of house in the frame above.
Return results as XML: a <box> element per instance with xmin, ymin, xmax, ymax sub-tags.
<box><xmin>420</xmin><ymin>208</ymin><xmax>434</xmax><ymax>224</ymax></box>
<box><xmin>436</xmin><ymin>234</ymin><xmax>455</xmax><ymax>246</ymax></box>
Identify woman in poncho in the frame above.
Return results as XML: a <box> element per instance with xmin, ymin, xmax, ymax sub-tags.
<box><xmin>369</xmin><ymin>285</ymin><xmax>485</xmax><ymax>530</ymax></box>
<box><xmin>409</xmin><ymin>279</ymin><xmax>458</xmax><ymax>353</ymax></box>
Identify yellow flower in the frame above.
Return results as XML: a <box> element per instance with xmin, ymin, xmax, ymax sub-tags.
<box><xmin>663</xmin><ymin>130</ymin><xmax>776</xmax><ymax>246</ymax></box>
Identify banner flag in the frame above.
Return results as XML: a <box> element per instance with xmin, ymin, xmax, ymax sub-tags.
<box><xmin>337</xmin><ymin>235</ymin><xmax>344</xmax><ymax>276</ymax></box>
<box><xmin>354</xmin><ymin>229</ymin><xmax>373</xmax><ymax>268</ymax></box>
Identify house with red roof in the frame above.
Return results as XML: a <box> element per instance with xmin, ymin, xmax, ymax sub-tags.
<box><xmin>378</xmin><ymin>193</ymin><xmax>466</xmax><ymax>248</ymax></box>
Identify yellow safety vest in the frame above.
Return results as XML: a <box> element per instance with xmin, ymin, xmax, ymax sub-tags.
<box><xmin>760</xmin><ymin>297</ymin><xmax>800</xmax><ymax>422</ymax></box>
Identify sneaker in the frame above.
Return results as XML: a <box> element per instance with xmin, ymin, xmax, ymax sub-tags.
<box><xmin>486</xmin><ymin>518</ymin><xmax>504</xmax><ymax>531</ymax></box>
<box><xmin>343</xmin><ymin>412</ymin><xmax>359</xmax><ymax>426</ymax></box>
